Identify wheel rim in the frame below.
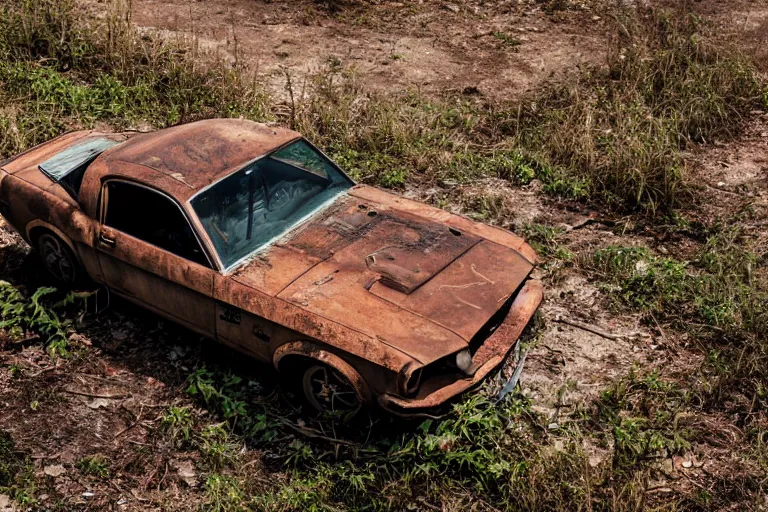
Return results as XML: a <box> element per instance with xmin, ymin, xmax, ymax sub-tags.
<box><xmin>302</xmin><ymin>365</ymin><xmax>360</xmax><ymax>414</ymax></box>
<box><xmin>38</xmin><ymin>234</ymin><xmax>75</xmax><ymax>284</ymax></box>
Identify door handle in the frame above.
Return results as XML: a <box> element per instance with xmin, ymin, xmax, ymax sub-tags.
<box><xmin>98</xmin><ymin>232</ymin><xmax>116</xmax><ymax>248</ymax></box>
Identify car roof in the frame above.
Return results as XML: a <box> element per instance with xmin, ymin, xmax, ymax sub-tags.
<box><xmin>98</xmin><ymin>119</ymin><xmax>302</xmax><ymax>201</ymax></box>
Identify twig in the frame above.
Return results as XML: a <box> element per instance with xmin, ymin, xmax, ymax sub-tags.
<box><xmin>705</xmin><ymin>183</ymin><xmax>740</xmax><ymax>197</ymax></box>
<box><xmin>114</xmin><ymin>404</ymin><xmax>145</xmax><ymax>439</ymax></box>
<box><xmin>277</xmin><ymin>419</ymin><xmax>359</xmax><ymax>447</ymax></box>
<box><xmin>31</xmin><ymin>452</ymin><xmax>61</xmax><ymax>460</ymax></box>
<box><xmin>28</xmin><ymin>366</ymin><xmax>57</xmax><ymax>378</ymax></box>
<box><xmin>416</xmin><ymin>497</ymin><xmax>442</xmax><ymax>511</ymax></box>
<box><xmin>554</xmin><ymin>315</ymin><xmax>623</xmax><ymax>341</ymax></box>
<box><xmin>10</xmin><ymin>334</ymin><xmax>40</xmax><ymax>345</ymax></box>
<box><xmin>157</xmin><ymin>462</ymin><xmax>169</xmax><ymax>491</ymax></box>
<box><xmin>62</xmin><ymin>387</ymin><xmax>130</xmax><ymax>399</ymax></box>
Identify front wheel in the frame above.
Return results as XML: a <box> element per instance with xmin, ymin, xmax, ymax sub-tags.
<box><xmin>35</xmin><ymin>232</ymin><xmax>82</xmax><ymax>287</ymax></box>
<box><xmin>301</xmin><ymin>363</ymin><xmax>361</xmax><ymax>418</ymax></box>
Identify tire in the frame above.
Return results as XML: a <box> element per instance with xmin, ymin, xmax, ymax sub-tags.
<box><xmin>301</xmin><ymin>363</ymin><xmax>361</xmax><ymax>419</ymax></box>
<box><xmin>34</xmin><ymin>232</ymin><xmax>82</xmax><ymax>287</ymax></box>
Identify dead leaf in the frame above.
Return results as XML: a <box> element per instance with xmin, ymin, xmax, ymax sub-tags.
<box><xmin>43</xmin><ymin>465</ymin><xmax>66</xmax><ymax>477</ymax></box>
<box><xmin>171</xmin><ymin>459</ymin><xmax>197</xmax><ymax>487</ymax></box>
<box><xmin>87</xmin><ymin>398</ymin><xmax>112</xmax><ymax>409</ymax></box>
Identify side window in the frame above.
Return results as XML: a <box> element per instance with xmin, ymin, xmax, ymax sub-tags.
<box><xmin>103</xmin><ymin>181</ymin><xmax>210</xmax><ymax>267</ymax></box>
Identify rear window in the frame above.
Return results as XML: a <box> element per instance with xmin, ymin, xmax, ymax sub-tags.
<box><xmin>39</xmin><ymin>138</ymin><xmax>118</xmax><ymax>198</ymax></box>
<box><xmin>39</xmin><ymin>138</ymin><xmax>118</xmax><ymax>180</ymax></box>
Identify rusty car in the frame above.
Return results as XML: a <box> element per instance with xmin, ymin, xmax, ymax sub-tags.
<box><xmin>0</xmin><ymin>119</ymin><xmax>543</xmax><ymax>417</ymax></box>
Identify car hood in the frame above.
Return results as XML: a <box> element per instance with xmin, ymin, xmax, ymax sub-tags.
<box><xmin>229</xmin><ymin>185</ymin><xmax>537</xmax><ymax>365</ymax></box>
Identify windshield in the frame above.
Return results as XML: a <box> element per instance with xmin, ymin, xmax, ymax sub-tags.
<box><xmin>191</xmin><ymin>140</ymin><xmax>352</xmax><ymax>269</ymax></box>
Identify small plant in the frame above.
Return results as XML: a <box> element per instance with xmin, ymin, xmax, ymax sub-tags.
<box><xmin>0</xmin><ymin>282</ymin><xmax>87</xmax><ymax>357</ymax></box>
<box><xmin>197</xmin><ymin>424</ymin><xmax>240</xmax><ymax>471</ymax></box>
<box><xmin>76</xmin><ymin>455</ymin><xmax>110</xmax><ymax>478</ymax></box>
<box><xmin>160</xmin><ymin>406</ymin><xmax>194</xmax><ymax>447</ymax></box>
<box><xmin>492</xmin><ymin>32</ymin><xmax>522</xmax><ymax>47</ymax></box>
<box><xmin>0</xmin><ymin>431</ymin><xmax>36</xmax><ymax>507</ymax></box>
<box><xmin>523</xmin><ymin>223</ymin><xmax>565</xmax><ymax>258</ymax></box>
<box><xmin>204</xmin><ymin>474</ymin><xmax>246</xmax><ymax>512</ymax></box>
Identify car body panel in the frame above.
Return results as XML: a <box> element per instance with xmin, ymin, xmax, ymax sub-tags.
<box><xmin>0</xmin><ymin>119</ymin><xmax>543</xmax><ymax>416</ymax></box>
<box><xmin>98</xmin><ymin>119</ymin><xmax>301</xmax><ymax>202</ymax></box>
<box><xmin>379</xmin><ymin>279</ymin><xmax>543</xmax><ymax>415</ymax></box>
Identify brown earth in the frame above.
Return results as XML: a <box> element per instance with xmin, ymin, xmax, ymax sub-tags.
<box><xmin>128</xmin><ymin>0</ymin><xmax>609</xmax><ymax>101</ymax></box>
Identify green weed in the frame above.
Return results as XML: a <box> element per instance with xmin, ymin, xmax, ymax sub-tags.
<box><xmin>76</xmin><ymin>455</ymin><xmax>110</xmax><ymax>478</ymax></box>
<box><xmin>198</xmin><ymin>423</ymin><xmax>240</xmax><ymax>471</ymax></box>
<box><xmin>0</xmin><ymin>431</ymin><xmax>36</xmax><ymax>507</ymax></box>
<box><xmin>492</xmin><ymin>32</ymin><xmax>522</xmax><ymax>47</ymax></box>
<box><xmin>159</xmin><ymin>405</ymin><xmax>194</xmax><ymax>447</ymax></box>
<box><xmin>0</xmin><ymin>282</ymin><xmax>86</xmax><ymax>357</ymax></box>
<box><xmin>204</xmin><ymin>474</ymin><xmax>246</xmax><ymax>512</ymax></box>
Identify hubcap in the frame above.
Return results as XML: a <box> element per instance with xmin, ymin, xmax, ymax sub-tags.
<box><xmin>302</xmin><ymin>365</ymin><xmax>360</xmax><ymax>414</ymax></box>
<box><xmin>38</xmin><ymin>234</ymin><xmax>75</xmax><ymax>284</ymax></box>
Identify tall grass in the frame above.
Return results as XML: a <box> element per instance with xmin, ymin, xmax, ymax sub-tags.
<box><xmin>1</xmin><ymin>0</ymin><xmax>764</xmax><ymax>215</ymax></box>
<box><xmin>0</xmin><ymin>0</ymin><xmax>270</xmax><ymax>154</ymax></box>
<box><xmin>503</xmin><ymin>11</ymin><xmax>765</xmax><ymax>213</ymax></box>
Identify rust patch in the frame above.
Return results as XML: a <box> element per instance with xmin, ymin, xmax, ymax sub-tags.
<box><xmin>0</xmin><ymin>120</ymin><xmax>544</xmax><ymax>416</ymax></box>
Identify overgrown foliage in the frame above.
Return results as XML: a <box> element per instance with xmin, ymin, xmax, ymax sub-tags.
<box><xmin>584</xmin><ymin>223</ymin><xmax>768</xmax><ymax>400</ymax></box>
<box><xmin>0</xmin><ymin>281</ymin><xmax>86</xmax><ymax>356</ymax></box>
<box><xmin>181</xmin><ymin>364</ymin><xmax>732</xmax><ymax>511</ymax></box>
<box><xmin>1</xmin><ymin>0</ymin><xmax>763</xmax><ymax>216</ymax></box>
<box><xmin>0</xmin><ymin>0</ymin><xmax>269</xmax><ymax>156</ymax></box>
<box><xmin>504</xmin><ymin>11</ymin><xmax>765</xmax><ymax>213</ymax></box>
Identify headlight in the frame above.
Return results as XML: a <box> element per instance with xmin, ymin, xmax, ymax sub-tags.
<box><xmin>455</xmin><ymin>349</ymin><xmax>473</xmax><ymax>375</ymax></box>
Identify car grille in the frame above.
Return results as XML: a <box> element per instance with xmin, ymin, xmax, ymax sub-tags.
<box><xmin>467</xmin><ymin>283</ymin><xmax>523</xmax><ymax>355</ymax></box>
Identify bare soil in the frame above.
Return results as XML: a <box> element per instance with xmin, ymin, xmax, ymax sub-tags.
<box><xmin>128</xmin><ymin>0</ymin><xmax>609</xmax><ymax>101</ymax></box>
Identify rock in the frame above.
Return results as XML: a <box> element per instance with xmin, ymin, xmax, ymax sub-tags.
<box><xmin>444</xmin><ymin>3</ymin><xmax>460</xmax><ymax>13</ymax></box>
<box><xmin>87</xmin><ymin>398</ymin><xmax>112</xmax><ymax>409</ymax></box>
<box><xmin>146</xmin><ymin>377</ymin><xmax>164</xmax><ymax>388</ymax></box>
<box><xmin>0</xmin><ymin>494</ymin><xmax>18</xmax><ymax>512</ymax></box>
<box><xmin>172</xmin><ymin>459</ymin><xmax>198</xmax><ymax>488</ymax></box>
<box><xmin>43</xmin><ymin>464</ymin><xmax>66</xmax><ymax>477</ymax></box>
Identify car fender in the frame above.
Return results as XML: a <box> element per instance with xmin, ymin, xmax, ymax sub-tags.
<box><xmin>273</xmin><ymin>341</ymin><xmax>373</xmax><ymax>403</ymax></box>
<box><xmin>25</xmin><ymin>220</ymin><xmax>79</xmax><ymax>258</ymax></box>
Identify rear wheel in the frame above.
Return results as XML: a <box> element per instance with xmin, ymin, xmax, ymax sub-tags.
<box><xmin>301</xmin><ymin>363</ymin><xmax>361</xmax><ymax>418</ymax></box>
<box><xmin>35</xmin><ymin>232</ymin><xmax>81</xmax><ymax>287</ymax></box>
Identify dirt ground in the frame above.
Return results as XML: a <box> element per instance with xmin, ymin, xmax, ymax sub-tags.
<box><xmin>128</xmin><ymin>0</ymin><xmax>609</xmax><ymax>101</ymax></box>
<box><xmin>0</xmin><ymin>0</ymin><xmax>767</xmax><ymax>509</ymax></box>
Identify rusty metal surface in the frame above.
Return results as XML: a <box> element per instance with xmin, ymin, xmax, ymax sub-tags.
<box><xmin>349</xmin><ymin>185</ymin><xmax>538</xmax><ymax>264</ymax></box>
<box><xmin>0</xmin><ymin>120</ymin><xmax>545</xmax><ymax>416</ymax></box>
<box><xmin>99</xmin><ymin>119</ymin><xmax>300</xmax><ymax>202</ymax></box>
<box><xmin>1</xmin><ymin>130</ymin><xmax>111</xmax><ymax>175</ymax></box>
<box><xmin>377</xmin><ymin>279</ymin><xmax>543</xmax><ymax>414</ymax></box>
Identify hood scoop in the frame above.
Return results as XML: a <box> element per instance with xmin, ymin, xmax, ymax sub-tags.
<box><xmin>363</xmin><ymin>220</ymin><xmax>480</xmax><ymax>295</ymax></box>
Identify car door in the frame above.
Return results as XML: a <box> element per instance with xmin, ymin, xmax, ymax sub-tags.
<box><xmin>96</xmin><ymin>179</ymin><xmax>217</xmax><ymax>337</ymax></box>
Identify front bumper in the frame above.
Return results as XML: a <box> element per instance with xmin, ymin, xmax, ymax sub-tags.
<box><xmin>378</xmin><ymin>279</ymin><xmax>543</xmax><ymax>417</ymax></box>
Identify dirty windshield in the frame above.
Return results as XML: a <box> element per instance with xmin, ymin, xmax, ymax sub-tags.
<box><xmin>191</xmin><ymin>140</ymin><xmax>352</xmax><ymax>270</ymax></box>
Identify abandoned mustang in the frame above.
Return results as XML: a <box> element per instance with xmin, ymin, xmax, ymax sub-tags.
<box><xmin>0</xmin><ymin>119</ymin><xmax>542</xmax><ymax>416</ymax></box>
